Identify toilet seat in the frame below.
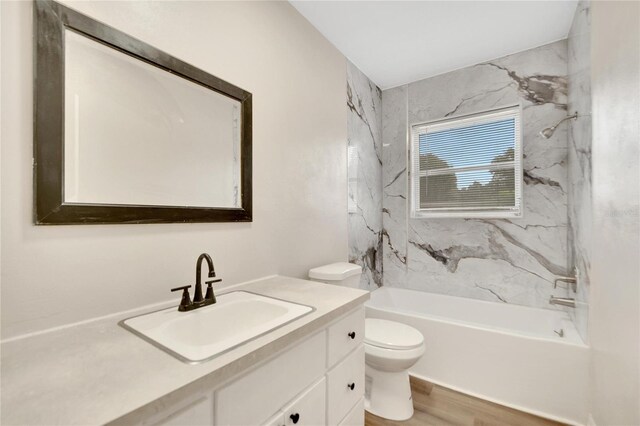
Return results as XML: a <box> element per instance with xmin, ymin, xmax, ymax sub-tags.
<box><xmin>365</xmin><ymin>318</ymin><xmax>424</xmax><ymax>350</ymax></box>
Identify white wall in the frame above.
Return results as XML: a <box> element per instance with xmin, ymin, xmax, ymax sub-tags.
<box><xmin>0</xmin><ymin>1</ymin><xmax>348</xmax><ymax>339</ymax></box>
<box><xmin>589</xmin><ymin>1</ymin><xmax>640</xmax><ymax>424</ymax></box>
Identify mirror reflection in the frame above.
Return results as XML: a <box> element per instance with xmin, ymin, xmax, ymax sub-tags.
<box><xmin>63</xmin><ymin>29</ymin><xmax>241</xmax><ymax>208</ymax></box>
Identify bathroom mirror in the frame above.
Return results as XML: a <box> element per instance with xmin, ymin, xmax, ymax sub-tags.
<box><xmin>34</xmin><ymin>0</ymin><xmax>252</xmax><ymax>224</ymax></box>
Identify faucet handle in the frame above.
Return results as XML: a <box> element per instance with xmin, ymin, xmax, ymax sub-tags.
<box><xmin>171</xmin><ymin>285</ymin><xmax>192</xmax><ymax>311</ymax></box>
<box><xmin>171</xmin><ymin>285</ymin><xmax>192</xmax><ymax>292</ymax></box>
<box><xmin>553</xmin><ymin>276</ymin><xmax>578</xmax><ymax>292</ymax></box>
<box><xmin>204</xmin><ymin>279</ymin><xmax>220</xmax><ymax>303</ymax></box>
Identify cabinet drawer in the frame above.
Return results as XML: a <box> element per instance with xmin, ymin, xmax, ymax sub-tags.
<box><xmin>339</xmin><ymin>398</ymin><xmax>364</xmax><ymax>426</ymax></box>
<box><xmin>282</xmin><ymin>378</ymin><xmax>326</xmax><ymax>426</ymax></box>
<box><xmin>327</xmin><ymin>345</ymin><xmax>365</xmax><ymax>426</ymax></box>
<box><xmin>216</xmin><ymin>332</ymin><xmax>326</xmax><ymax>426</ymax></box>
<box><xmin>327</xmin><ymin>307</ymin><xmax>364</xmax><ymax>367</ymax></box>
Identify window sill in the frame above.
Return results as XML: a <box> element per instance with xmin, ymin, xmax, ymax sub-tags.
<box><xmin>410</xmin><ymin>210</ymin><xmax>522</xmax><ymax>219</ymax></box>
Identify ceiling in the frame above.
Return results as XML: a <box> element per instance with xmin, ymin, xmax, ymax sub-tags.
<box><xmin>290</xmin><ymin>1</ymin><xmax>578</xmax><ymax>89</ymax></box>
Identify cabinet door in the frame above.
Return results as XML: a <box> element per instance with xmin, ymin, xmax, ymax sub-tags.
<box><xmin>327</xmin><ymin>346</ymin><xmax>365</xmax><ymax>425</ymax></box>
<box><xmin>327</xmin><ymin>308</ymin><xmax>364</xmax><ymax>367</ymax></box>
<box><xmin>282</xmin><ymin>378</ymin><xmax>326</xmax><ymax>426</ymax></box>
<box><xmin>216</xmin><ymin>332</ymin><xmax>326</xmax><ymax>426</ymax></box>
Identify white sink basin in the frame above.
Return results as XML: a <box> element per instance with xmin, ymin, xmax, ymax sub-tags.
<box><xmin>121</xmin><ymin>291</ymin><xmax>314</xmax><ymax>363</ymax></box>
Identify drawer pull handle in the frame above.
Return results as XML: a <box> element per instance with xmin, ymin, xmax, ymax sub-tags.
<box><xmin>348</xmin><ymin>331</ymin><xmax>356</xmax><ymax>339</ymax></box>
<box><xmin>290</xmin><ymin>413</ymin><xmax>300</xmax><ymax>424</ymax></box>
<box><xmin>348</xmin><ymin>382</ymin><xmax>355</xmax><ymax>391</ymax></box>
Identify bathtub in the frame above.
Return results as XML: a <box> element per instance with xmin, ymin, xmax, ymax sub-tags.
<box><xmin>366</xmin><ymin>287</ymin><xmax>589</xmax><ymax>425</ymax></box>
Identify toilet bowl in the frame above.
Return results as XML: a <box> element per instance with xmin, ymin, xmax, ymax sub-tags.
<box><xmin>308</xmin><ymin>262</ymin><xmax>426</xmax><ymax>421</ymax></box>
<box><xmin>364</xmin><ymin>318</ymin><xmax>425</xmax><ymax>421</ymax></box>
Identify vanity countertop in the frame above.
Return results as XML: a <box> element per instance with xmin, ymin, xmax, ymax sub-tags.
<box><xmin>0</xmin><ymin>276</ymin><xmax>369</xmax><ymax>425</ymax></box>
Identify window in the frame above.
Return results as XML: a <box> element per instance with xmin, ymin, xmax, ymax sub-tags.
<box><xmin>410</xmin><ymin>105</ymin><xmax>522</xmax><ymax>218</ymax></box>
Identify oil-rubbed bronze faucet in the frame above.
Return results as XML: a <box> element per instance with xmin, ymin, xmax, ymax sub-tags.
<box><xmin>171</xmin><ymin>253</ymin><xmax>221</xmax><ymax>312</ymax></box>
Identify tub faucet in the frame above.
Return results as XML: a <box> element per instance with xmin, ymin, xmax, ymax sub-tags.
<box><xmin>554</xmin><ymin>269</ymin><xmax>578</xmax><ymax>293</ymax></box>
<box><xmin>549</xmin><ymin>296</ymin><xmax>576</xmax><ymax>308</ymax></box>
<box><xmin>554</xmin><ymin>276</ymin><xmax>577</xmax><ymax>292</ymax></box>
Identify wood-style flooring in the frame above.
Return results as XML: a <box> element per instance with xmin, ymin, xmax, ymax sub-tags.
<box><xmin>364</xmin><ymin>376</ymin><xmax>566</xmax><ymax>426</ymax></box>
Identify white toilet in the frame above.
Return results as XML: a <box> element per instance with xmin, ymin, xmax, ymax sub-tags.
<box><xmin>308</xmin><ymin>262</ymin><xmax>425</xmax><ymax>421</ymax></box>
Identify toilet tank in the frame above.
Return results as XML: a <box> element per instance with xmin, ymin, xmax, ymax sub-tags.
<box><xmin>308</xmin><ymin>262</ymin><xmax>362</xmax><ymax>288</ymax></box>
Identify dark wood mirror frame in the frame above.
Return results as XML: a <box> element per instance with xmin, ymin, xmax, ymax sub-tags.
<box><xmin>34</xmin><ymin>0</ymin><xmax>252</xmax><ymax>224</ymax></box>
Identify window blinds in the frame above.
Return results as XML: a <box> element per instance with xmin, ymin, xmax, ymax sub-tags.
<box><xmin>410</xmin><ymin>106</ymin><xmax>522</xmax><ymax>218</ymax></box>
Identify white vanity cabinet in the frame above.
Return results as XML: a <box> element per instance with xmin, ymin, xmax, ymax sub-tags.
<box><xmin>327</xmin><ymin>346</ymin><xmax>365</xmax><ymax>426</ymax></box>
<box><xmin>149</xmin><ymin>306</ymin><xmax>365</xmax><ymax>426</ymax></box>
<box><xmin>215</xmin><ymin>331</ymin><xmax>327</xmax><ymax>425</ymax></box>
<box><xmin>248</xmin><ymin>378</ymin><xmax>326</xmax><ymax>426</ymax></box>
<box><xmin>327</xmin><ymin>308</ymin><xmax>365</xmax><ymax>367</ymax></box>
<box><xmin>281</xmin><ymin>377</ymin><xmax>327</xmax><ymax>426</ymax></box>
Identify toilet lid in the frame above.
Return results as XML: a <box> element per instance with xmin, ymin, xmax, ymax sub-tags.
<box><xmin>365</xmin><ymin>318</ymin><xmax>424</xmax><ymax>350</ymax></box>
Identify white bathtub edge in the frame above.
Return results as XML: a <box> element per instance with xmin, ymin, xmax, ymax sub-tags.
<box><xmin>410</xmin><ymin>371</ymin><xmax>585</xmax><ymax>426</ymax></box>
<box><xmin>370</xmin><ymin>305</ymin><xmax>587</xmax><ymax>348</ymax></box>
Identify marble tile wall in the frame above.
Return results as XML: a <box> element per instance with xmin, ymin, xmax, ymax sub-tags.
<box><xmin>567</xmin><ymin>0</ymin><xmax>592</xmax><ymax>342</ymax></box>
<box><xmin>382</xmin><ymin>41</ymin><xmax>573</xmax><ymax>309</ymax></box>
<box><xmin>347</xmin><ymin>61</ymin><xmax>383</xmax><ymax>289</ymax></box>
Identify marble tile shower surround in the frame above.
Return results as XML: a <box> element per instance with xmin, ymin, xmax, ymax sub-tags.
<box><xmin>347</xmin><ymin>61</ymin><xmax>383</xmax><ymax>289</ymax></box>
<box><xmin>382</xmin><ymin>40</ymin><xmax>573</xmax><ymax>309</ymax></box>
<box><xmin>567</xmin><ymin>0</ymin><xmax>591</xmax><ymax>342</ymax></box>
